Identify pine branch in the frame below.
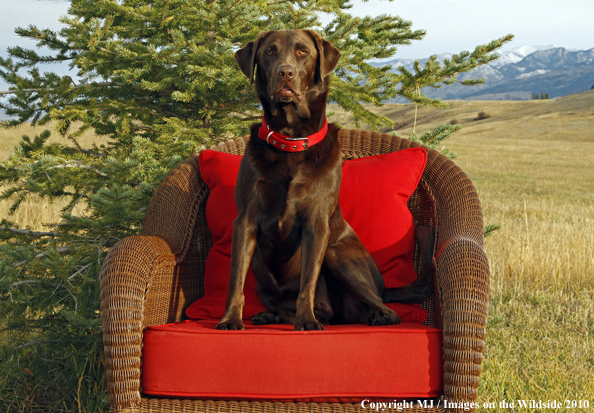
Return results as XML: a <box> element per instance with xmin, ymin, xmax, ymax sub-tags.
<box><xmin>11</xmin><ymin>246</ymin><xmax>70</xmax><ymax>268</ymax></box>
<box><xmin>1</xmin><ymin>227</ymin><xmax>60</xmax><ymax>238</ymax></box>
<box><xmin>63</xmin><ymin>284</ymin><xmax>78</xmax><ymax>313</ymax></box>
<box><xmin>15</xmin><ymin>338</ymin><xmax>88</xmax><ymax>351</ymax></box>
<box><xmin>68</xmin><ymin>263</ymin><xmax>93</xmax><ymax>281</ymax></box>
<box><xmin>11</xmin><ymin>280</ymin><xmax>51</xmax><ymax>288</ymax></box>
<box><xmin>484</xmin><ymin>223</ymin><xmax>502</xmax><ymax>238</ymax></box>
<box><xmin>0</xmin><ymin>82</ymin><xmax>122</xmax><ymax>95</ymax></box>
<box><xmin>50</xmin><ymin>161</ymin><xmax>109</xmax><ymax>177</ymax></box>
<box><xmin>395</xmin><ymin>34</ymin><xmax>514</xmax><ymax>108</ymax></box>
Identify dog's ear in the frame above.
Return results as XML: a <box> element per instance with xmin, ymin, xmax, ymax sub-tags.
<box><xmin>235</xmin><ymin>32</ymin><xmax>270</xmax><ymax>84</ymax></box>
<box><xmin>307</xmin><ymin>30</ymin><xmax>341</xmax><ymax>84</ymax></box>
<box><xmin>235</xmin><ymin>40</ymin><xmax>257</xmax><ymax>84</ymax></box>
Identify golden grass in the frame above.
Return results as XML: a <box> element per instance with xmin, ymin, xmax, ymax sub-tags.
<box><xmin>483</xmin><ymin>198</ymin><xmax>594</xmax><ymax>294</ymax></box>
<box><xmin>0</xmin><ymin>196</ymin><xmax>79</xmax><ymax>230</ymax></box>
<box><xmin>451</xmin><ymin>133</ymin><xmax>594</xmax><ymax>295</ymax></box>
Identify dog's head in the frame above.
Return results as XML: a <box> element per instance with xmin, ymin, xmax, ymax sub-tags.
<box><xmin>235</xmin><ymin>30</ymin><xmax>340</xmax><ymax>115</ymax></box>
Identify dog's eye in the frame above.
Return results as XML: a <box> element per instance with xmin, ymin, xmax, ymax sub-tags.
<box><xmin>266</xmin><ymin>49</ymin><xmax>274</xmax><ymax>55</ymax></box>
<box><xmin>298</xmin><ymin>50</ymin><xmax>308</xmax><ymax>56</ymax></box>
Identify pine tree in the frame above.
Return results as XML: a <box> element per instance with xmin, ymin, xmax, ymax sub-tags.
<box><xmin>0</xmin><ymin>1</ymin><xmax>512</xmax><ymax>410</ymax></box>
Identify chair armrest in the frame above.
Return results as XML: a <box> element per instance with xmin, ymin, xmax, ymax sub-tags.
<box><xmin>423</xmin><ymin>151</ymin><xmax>490</xmax><ymax>410</ymax></box>
<box><xmin>100</xmin><ymin>235</ymin><xmax>176</xmax><ymax>410</ymax></box>
<box><xmin>140</xmin><ymin>155</ymin><xmax>208</xmax><ymax>260</ymax></box>
<box><xmin>438</xmin><ymin>238</ymin><xmax>489</xmax><ymax>407</ymax></box>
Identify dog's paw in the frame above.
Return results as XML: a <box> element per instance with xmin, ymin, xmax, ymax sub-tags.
<box><xmin>368</xmin><ymin>308</ymin><xmax>401</xmax><ymax>326</ymax></box>
<box><xmin>215</xmin><ymin>317</ymin><xmax>245</xmax><ymax>330</ymax></box>
<box><xmin>294</xmin><ymin>315</ymin><xmax>325</xmax><ymax>331</ymax></box>
<box><xmin>252</xmin><ymin>311</ymin><xmax>282</xmax><ymax>325</ymax></box>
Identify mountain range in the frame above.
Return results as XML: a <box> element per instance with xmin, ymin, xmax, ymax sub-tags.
<box><xmin>377</xmin><ymin>45</ymin><xmax>594</xmax><ymax>101</ymax></box>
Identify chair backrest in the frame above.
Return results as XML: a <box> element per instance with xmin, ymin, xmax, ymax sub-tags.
<box><xmin>338</xmin><ymin>133</ymin><xmax>440</xmax><ymax>329</ymax></box>
<box><xmin>141</xmin><ymin>130</ymin><xmax>442</xmax><ymax>328</ymax></box>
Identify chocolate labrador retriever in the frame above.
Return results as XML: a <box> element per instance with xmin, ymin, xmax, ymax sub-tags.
<box><xmin>216</xmin><ymin>30</ymin><xmax>433</xmax><ymax>331</ymax></box>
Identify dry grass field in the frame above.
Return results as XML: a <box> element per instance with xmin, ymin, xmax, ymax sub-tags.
<box><xmin>2</xmin><ymin>91</ymin><xmax>593</xmax><ymax>410</ymax></box>
<box><xmin>331</xmin><ymin>91</ymin><xmax>594</xmax><ymax>409</ymax></box>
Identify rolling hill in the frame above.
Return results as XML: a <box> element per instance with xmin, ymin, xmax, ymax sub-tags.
<box><xmin>328</xmin><ymin>89</ymin><xmax>594</xmax><ymax>143</ymax></box>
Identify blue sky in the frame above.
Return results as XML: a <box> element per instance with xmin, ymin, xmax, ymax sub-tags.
<box><xmin>1</xmin><ymin>0</ymin><xmax>593</xmax><ymax>88</ymax></box>
<box><xmin>348</xmin><ymin>0</ymin><xmax>594</xmax><ymax>57</ymax></box>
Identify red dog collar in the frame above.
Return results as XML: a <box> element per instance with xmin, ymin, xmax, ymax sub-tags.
<box><xmin>258</xmin><ymin>117</ymin><xmax>328</xmax><ymax>152</ymax></box>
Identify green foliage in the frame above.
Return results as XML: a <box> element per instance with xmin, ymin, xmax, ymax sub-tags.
<box><xmin>484</xmin><ymin>223</ymin><xmax>502</xmax><ymax>238</ymax></box>
<box><xmin>403</xmin><ymin>122</ymin><xmax>462</xmax><ymax>160</ymax></box>
<box><xmin>0</xmin><ymin>130</ymin><xmax>151</xmax><ymax>411</ymax></box>
<box><xmin>397</xmin><ymin>36</ymin><xmax>513</xmax><ymax>111</ymax></box>
<box><xmin>532</xmin><ymin>92</ymin><xmax>549</xmax><ymax>100</ymax></box>
<box><xmin>0</xmin><ymin>0</ymin><xmax>511</xmax><ymax>410</ymax></box>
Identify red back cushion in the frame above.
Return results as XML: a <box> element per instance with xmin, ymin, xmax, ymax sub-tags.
<box><xmin>186</xmin><ymin>147</ymin><xmax>428</xmax><ymax>323</ymax></box>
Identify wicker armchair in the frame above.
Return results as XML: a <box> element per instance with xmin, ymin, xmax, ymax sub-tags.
<box><xmin>100</xmin><ymin>129</ymin><xmax>490</xmax><ymax>413</ymax></box>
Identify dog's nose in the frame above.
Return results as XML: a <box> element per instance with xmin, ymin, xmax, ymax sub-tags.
<box><xmin>277</xmin><ymin>65</ymin><xmax>295</xmax><ymax>80</ymax></box>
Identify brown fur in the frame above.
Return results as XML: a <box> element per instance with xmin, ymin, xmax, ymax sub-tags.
<box><xmin>216</xmin><ymin>30</ymin><xmax>433</xmax><ymax>331</ymax></box>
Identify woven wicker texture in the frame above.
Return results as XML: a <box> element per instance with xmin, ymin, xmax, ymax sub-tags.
<box><xmin>100</xmin><ymin>129</ymin><xmax>489</xmax><ymax>413</ymax></box>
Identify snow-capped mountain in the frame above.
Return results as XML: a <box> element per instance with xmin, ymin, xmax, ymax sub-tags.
<box><xmin>380</xmin><ymin>45</ymin><xmax>557</xmax><ymax>72</ymax></box>
<box><xmin>491</xmin><ymin>45</ymin><xmax>558</xmax><ymax>67</ymax></box>
<box><xmin>376</xmin><ymin>45</ymin><xmax>594</xmax><ymax>101</ymax></box>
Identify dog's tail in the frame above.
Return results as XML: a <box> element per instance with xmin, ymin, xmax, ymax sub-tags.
<box><xmin>382</xmin><ymin>225</ymin><xmax>435</xmax><ymax>304</ymax></box>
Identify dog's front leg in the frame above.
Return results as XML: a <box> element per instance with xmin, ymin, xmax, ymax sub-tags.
<box><xmin>216</xmin><ymin>215</ymin><xmax>256</xmax><ymax>330</ymax></box>
<box><xmin>295</xmin><ymin>220</ymin><xmax>330</xmax><ymax>331</ymax></box>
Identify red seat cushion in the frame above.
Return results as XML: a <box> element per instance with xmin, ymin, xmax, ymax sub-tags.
<box><xmin>142</xmin><ymin>320</ymin><xmax>443</xmax><ymax>402</ymax></box>
<box><xmin>186</xmin><ymin>147</ymin><xmax>428</xmax><ymax>323</ymax></box>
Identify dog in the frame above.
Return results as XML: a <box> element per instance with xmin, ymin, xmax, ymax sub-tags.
<box><xmin>216</xmin><ymin>30</ymin><xmax>433</xmax><ymax>331</ymax></box>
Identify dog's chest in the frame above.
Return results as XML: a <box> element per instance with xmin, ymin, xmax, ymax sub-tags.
<box><xmin>247</xmin><ymin>138</ymin><xmax>341</xmax><ymax>242</ymax></box>
<box><xmin>254</xmin><ymin>164</ymin><xmax>312</xmax><ymax>236</ymax></box>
